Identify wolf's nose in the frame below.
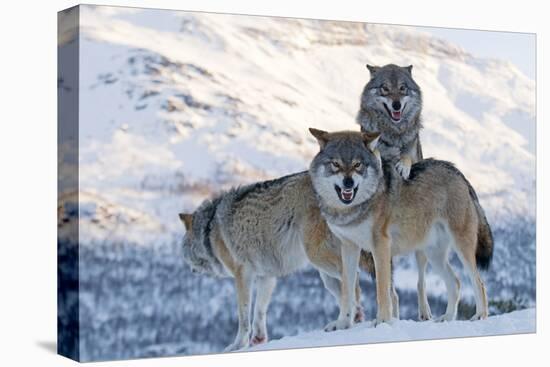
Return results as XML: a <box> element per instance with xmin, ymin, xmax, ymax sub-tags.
<box><xmin>343</xmin><ymin>177</ymin><xmax>354</xmax><ymax>189</ymax></box>
<box><xmin>392</xmin><ymin>100</ymin><xmax>401</xmax><ymax>110</ymax></box>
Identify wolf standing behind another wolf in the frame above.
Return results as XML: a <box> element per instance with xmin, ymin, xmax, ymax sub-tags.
<box><xmin>357</xmin><ymin>63</ymin><xmax>434</xmax><ymax>320</ymax></box>
<box><xmin>357</xmin><ymin>63</ymin><xmax>423</xmax><ymax>179</ymax></box>
<box><xmin>309</xmin><ymin>129</ymin><xmax>493</xmax><ymax>328</ymax></box>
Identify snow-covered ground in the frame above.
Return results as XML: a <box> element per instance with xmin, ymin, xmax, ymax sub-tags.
<box><xmin>250</xmin><ymin>309</ymin><xmax>536</xmax><ymax>352</ymax></box>
<box><xmin>57</xmin><ymin>5</ymin><xmax>536</xmax><ymax>361</ymax></box>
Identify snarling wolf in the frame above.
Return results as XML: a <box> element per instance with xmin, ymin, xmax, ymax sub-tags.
<box><xmin>356</xmin><ymin>63</ymin><xmax>423</xmax><ymax>179</ymax></box>
<box><xmin>309</xmin><ymin>128</ymin><xmax>493</xmax><ymax>329</ymax></box>
<box><xmin>179</xmin><ymin>173</ymin><xmax>374</xmax><ymax>351</ymax></box>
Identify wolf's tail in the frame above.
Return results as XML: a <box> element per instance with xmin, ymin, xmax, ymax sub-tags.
<box><xmin>466</xmin><ymin>183</ymin><xmax>494</xmax><ymax>270</ymax></box>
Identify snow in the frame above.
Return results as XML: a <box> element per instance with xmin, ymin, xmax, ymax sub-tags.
<box><xmin>249</xmin><ymin>309</ymin><xmax>536</xmax><ymax>352</ymax></box>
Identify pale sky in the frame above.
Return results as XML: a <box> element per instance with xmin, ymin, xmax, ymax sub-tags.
<box><xmin>417</xmin><ymin>26</ymin><xmax>536</xmax><ymax>80</ymax></box>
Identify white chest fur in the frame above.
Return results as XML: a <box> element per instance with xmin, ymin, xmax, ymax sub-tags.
<box><xmin>327</xmin><ymin>217</ymin><xmax>375</xmax><ymax>251</ymax></box>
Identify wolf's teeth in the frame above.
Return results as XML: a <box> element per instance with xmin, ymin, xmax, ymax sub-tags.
<box><xmin>342</xmin><ymin>189</ymin><xmax>354</xmax><ymax>201</ymax></box>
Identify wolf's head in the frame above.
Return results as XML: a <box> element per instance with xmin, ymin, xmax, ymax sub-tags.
<box><xmin>309</xmin><ymin>128</ymin><xmax>383</xmax><ymax>209</ymax></box>
<box><xmin>360</xmin><ymin>64</ymin><xmax>422</xmax><ymax>131</ymax></box>
<box><xmin>178</xmin><ymin>198</ymin><xmax>223</xmax><ymax>276</ymax></box>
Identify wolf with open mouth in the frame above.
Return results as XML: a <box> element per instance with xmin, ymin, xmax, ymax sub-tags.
<box><xmin>356</xmin><ymin>63</ymin><xmax>423</xmax><ymax>180</ymax></box>
<box><xmin>356</xmin><ymin>64</ymin><xmax>436</xmax><ymax>320</ymax></box>
<box><xmin>309</xmin><ymin>128</ymin><xmax>493</xmax><ymax>329</ymax></box>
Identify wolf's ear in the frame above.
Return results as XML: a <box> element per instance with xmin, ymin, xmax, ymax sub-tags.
<box><xmin>404</xmin><ymin>65</ymin><xmax>413</xmax><ymax>75</ymax></box>
<box><xmin>178</xmin><ymin>213</ymin><xmax>193</xmax><ymax>230</ymax></box>
<box><xmin>366</xmin><ymin>64</ymin><xmax>380</xmax><ymax>76</ymax></box>
<box><xmin>362</xmin><ymin>131</ymin><xmax>381</xmax><ymax>152</ymax></box>
<box><xmin>309</xmin><ymin>128</ymin><xmax>330</xmax><ymax>149</ymax></box>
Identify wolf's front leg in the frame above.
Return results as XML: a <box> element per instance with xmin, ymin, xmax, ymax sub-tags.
<box><xmin>224</xmin><ymin>267</ymin><xmax>254</xmax><ymax>352</ymax></box>
<box><xmin>320</xmin><ymin>271</ymin><xmax>364</xmax><ymax>323</ymax></box>
<box><xmin>250</xmin><ymin>276</ymin><xmax>277</xmax><ymax>346</ymax></box>
<box><xmin>395</xmin><ymin>155</ymin><xmax>412</xmax><ymax>179</ymax></box>
<box><xmin>325</xmin><ymin>241</ymin><xmax>360</xmax><ymax>332</ymax></box>
<box><xmin>372</xmin><ymin>232</ymin><xmax>393</xmax><ymax>326</ymax></box>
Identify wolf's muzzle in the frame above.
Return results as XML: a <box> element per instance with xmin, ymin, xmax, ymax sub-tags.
<box><xmin>334</xmin><ymin>183</ymin><xmax>358</xmax><ymax>205</ymax></box>
<box><xmin>384</xmin><ymin>101</ymin><xmax>405</xmax><ymax>123</ymax></box>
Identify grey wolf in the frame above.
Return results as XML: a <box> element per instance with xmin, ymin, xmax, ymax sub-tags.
<box><xmin>356</xmin><ymin>63</ymin><xmax>423</xmax><ymax>179</ymax></box>
<box><xmin>308</xmin><ymin>128</ymin><xmax>493</xmax><ymax>329</ymax></box>
<box><xmin>178</xmin><ymin>173</ymin><xmax>373</xmax><ymax>351</ymax></box>
<box><xmin>356</xmin><ymin>63</ymin><xmax>436</xmax><ymax>321</ymax></box>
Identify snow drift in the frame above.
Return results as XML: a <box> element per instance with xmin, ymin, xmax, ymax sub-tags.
<box><xmin>249</xmin><ymin>308</ymin><xmax>536</xmax><ymax>352</ymax></box>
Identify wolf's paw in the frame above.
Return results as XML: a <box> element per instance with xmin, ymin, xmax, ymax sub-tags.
<box><xmin>251</xmin><ymin>322</ymin><xmax>268</xmax><ymax>346</ymax></box>
<box><xmin>373</xmin><ymin>314</ymin><xmax>394</xmax><ymax>327</ymax></box>
<box><xmin>470</xmin><ymin>312</ymin><xmax>488</xmax><ymax>321</ymax></box>
<box><xmin>250</xmin><ymin>333</ymin><xmax>268</xmax><ymax>346</ymax></box>
<box><xmin>324</xmin><ymin>318</ymin><xmax>353</xmax><ymax>332</ymax></box>
<box><xmin>418</xmin><ymin>310</ymin><xmax>432</xmax><ymax>321</ymax></box>
<box><xmin>434</xmin><ymin>313</ymin><xmax>455</xmax><ymax>322</ymax></box>
<box><xmin>395</xmin><ymin>157</ymin><xmax>412</xmax><ymax>179</ymax></box>
<box><xmin>224</xmin><ymin>338</ymin><xmax>249</xmax><ymax>352</ymax></box>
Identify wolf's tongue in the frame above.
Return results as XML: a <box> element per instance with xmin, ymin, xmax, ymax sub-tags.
<box><xmin>342</xmin><ymin>190</ymin><xmax>353</xmax><ymax>201</ymax></box>
<box><xmin>392</xmin><ymin>111</ymin><xmax>401</xmax><ymax>120</ymax></box>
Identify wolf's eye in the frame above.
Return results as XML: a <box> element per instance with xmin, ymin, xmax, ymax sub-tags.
<box><xmin>399</xmin><ymin>85</ymin><xmax>408</xmax><ymax>94</ymax></box>
<box><xmin>353</xmin><ymin>162</ymin><xmax>363</xmax><ymax>170</ymax></box>
<box><xmin>330</xmin><ymin>161</ymin><xmax>341</xmax><ymax>170</ymax></box>
<box><xmin>380</xmin><ymin>85</ymin><xmax>389</xmax><ymax>95</ymax></box>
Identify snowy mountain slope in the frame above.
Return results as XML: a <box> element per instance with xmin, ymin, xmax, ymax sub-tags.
<box><xmin>249</xmin><ymin>308</ymin><xmax>535</xmax><ymax>352</ymax></box>
<box><xmin>76</xmin><ymin>5</ymin><xmax>535</xmax><ymax>242</ymax></box>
